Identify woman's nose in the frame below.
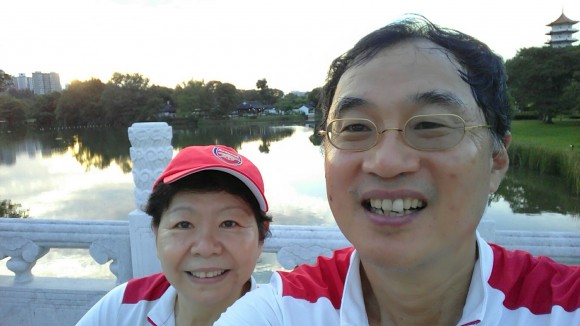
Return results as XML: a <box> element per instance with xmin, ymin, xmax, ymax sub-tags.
<box><xmin>189</xmin><ymin>227</ymin><xmax>223</xmax><ymax>257</ymax></box>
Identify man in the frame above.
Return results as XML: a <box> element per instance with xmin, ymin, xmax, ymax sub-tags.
<box><xmin>216</xmin><ymin>16</ymin><xmax>580</xmax><ymax>325</ymax></box>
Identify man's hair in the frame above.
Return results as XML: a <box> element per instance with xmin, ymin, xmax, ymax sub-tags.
<box><xmin>319</xmin><ymin>15</ymin><xmax>511</xmax><ymax>152</ymax></box>
<box><xmin>146</xmin><ymin>170</ymin><xmax>272</xmax><ymax>242</ymax></box>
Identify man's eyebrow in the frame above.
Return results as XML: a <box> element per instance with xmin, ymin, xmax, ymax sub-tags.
<box><xmin>332</xmin><ymin>96</ymin><xmax>375</xmax><ymax>114</ymax></box>
<box><xmin>410</xmin><ymin>90</ymin><xmax>466</xmax><ymax>110</ymax></box>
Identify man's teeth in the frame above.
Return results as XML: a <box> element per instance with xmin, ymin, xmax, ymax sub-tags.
<box><xmin>189</xmin><ymin>270</ymin><xmax>226</xmax><ymax>278</ymax></box>
<box><xmin>369</xmin><ymin>198</ymin><xmax>425</xmax><ymax>216</ymax></box>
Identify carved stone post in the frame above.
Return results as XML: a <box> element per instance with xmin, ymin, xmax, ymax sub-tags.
<box><xmin>0</xmin><ymin>237</ymin><xmax>49</xmax><ymax>283</ymax></box>
<box><xmin>127</xmin><ymin>122</ymin><xmax>173</xmax><ymax>278</ymax></box>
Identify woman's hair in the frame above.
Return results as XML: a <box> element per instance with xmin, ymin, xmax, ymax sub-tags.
<box><xmin>145</xmin><ymin>170</ymin><xmax>272</xmax><ymax>242</ymax></box>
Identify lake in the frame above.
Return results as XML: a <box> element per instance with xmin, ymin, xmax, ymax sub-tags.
<box><xmin>1</xmin><ymin>122</ymin><xmax>579</xmax><ymax>279</ymax></box>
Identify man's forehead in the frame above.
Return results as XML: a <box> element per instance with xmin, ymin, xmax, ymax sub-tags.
<box><xmin>335</xmin><ymin>39</ymin><xmax>468</xmax><ymax>92</ymax></box>
<box><xmin>369</xmin><ymin>39</ymin><xmax>464</xmax><ymax>72</ymax></box>
<box><xmin>330</xmin><ymin>39</ymin><xmax>480</xmax><ymax>117</ymax></box>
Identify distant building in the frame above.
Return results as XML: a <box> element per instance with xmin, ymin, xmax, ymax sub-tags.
<box><xmin>546</xmin><ymin>12</ymin><xmax>579</xmax><ymax>48</ymax></box>
<box><xmin>14</xmin><ymin>73</ymin><xmax>30</xmax><ymax>90</ymax></box>
<box><xmin>30</xmin><ymin>71</ymin><xmax>62</xmax><ymax>95</ymax></box>
<box><xmin>158</xmin><ymin>101</ymin><xmax>176</xmax><ymax>118</ymax></box>
<box><xmin>235</xmin><ymin>101</ymin><xmax>269</xmax><ymax>116</ymax></box>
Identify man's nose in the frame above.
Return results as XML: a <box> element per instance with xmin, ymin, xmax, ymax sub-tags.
<box><xmin>361</xmin><ymin>130</ymin><xmax>420</xmax><ymax>178</ymax></box>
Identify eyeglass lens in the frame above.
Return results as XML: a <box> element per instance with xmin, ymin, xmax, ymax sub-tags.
<box><xmin>328</xmin><ymin>115</ymin><xmax>467</xmax><ymax>151</ymax></box>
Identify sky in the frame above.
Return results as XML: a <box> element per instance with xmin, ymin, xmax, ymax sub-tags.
<box><xmin>2</xmin><ymin>0</ymin><xmax>579</xmax><ymax>94</ymax></box>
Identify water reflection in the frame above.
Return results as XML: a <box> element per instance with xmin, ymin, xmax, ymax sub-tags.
<box><xmin>172</xmin><ymin>123</ymin><xmax>296</xmax><ymax>154</ymax></box>
<box><xmin>493</xmin><ymin>168</ymin><xmax>579</xmax><ymax>218</ymax></box>
<box><xmin>0</xmin><ymin>123</ymin><xmax>579</xmax><ymax>228</ymax></box>
<box><xmin>0</xmin><ymin>127</ymin><xmax>132</xmax><ymax>172</ymax></box>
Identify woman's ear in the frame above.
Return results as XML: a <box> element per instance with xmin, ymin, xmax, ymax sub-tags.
<box><xmin>489</xmin><ymin>132</ymin><xmax>511</xmax><ymax>193</ymax></box>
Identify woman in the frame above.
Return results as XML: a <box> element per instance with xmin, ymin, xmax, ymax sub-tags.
<box><xmin>77</xmin><ymin>145</ymin><xmax>271</xmax><ymax>326</ymax></box>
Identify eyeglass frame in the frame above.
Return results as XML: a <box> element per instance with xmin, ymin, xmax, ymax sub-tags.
<box><xmin>318</xmin><ymin>114</ymin><xmax>492</xmax><ymax>152</ymax></box>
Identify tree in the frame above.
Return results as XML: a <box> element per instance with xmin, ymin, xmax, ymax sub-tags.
<box><xmin>212</xmin><ymin>82</ymin><xmax>239</xmax><ymax>117</ymax></box>
<box><xmin>0</xmin><ymin>200</ymin><xmax>29</xmax><ymax>218</ymax></box>
<box><xmin>275</xmin><ymin>93</ymin><xmax>309</xmax><ymax>112</ymax></box>
<box><xmin>307</xmin><ymin>87</ymin><xmax>321</xmax><ymax>108</ymax></box>
<box><xmin>505</xmin><ymin>46</ymin><xmax>580</xmax><ymax>123</ymax></box>
<box><xmin>256</xmin><ymin>78</ymin><xmax>270</xmax><ymax>104</ymax></box>
<box><xmin>31</xmin><ymin>92</ymin><xmax>61</xmax><ymax>128</ymax></box>
<box><xmin>56</xmin><ymin>79</ymin><xmax>105</xmax><ymax>126</ymax></box>
<box><xmin>174</xmin><ymin>80</ymin><xmax>207</xmax><ymax>117</ymax></box>
<box><xmin>0</xmin><ymin>70</ymin><xmax>13</xmax><ymax>93</ymax></box>
<box><xmin>110</xmin><ymin>72</ymin><xmax>149</xmax><ymax>90</ymax></box>
<box><xmin>0</xmin><ymin>96</ymin><xmax>28</xmax><ymax>127</ymax></box>
<box><xmin>256</xmin><ymin>78</ymin><xmax>268</xmax><ymax>91</ymax></box>
<box><xmin>100</xmin><ymin>73</ymin><xmax>152</xmax><ymax>126</ymax></box>
<box><xmin>255</xmin><ymin>78</ymin><xmax>283</xmax><ymax>105</ymax></box>
<box><xmin>8</xmin><ymin>88</ymin><xmax>34</xmax><ymax>99</ymax></box>
<box><xmin>560</xmin><ymin>72</ymin><xmax>580</xmax><ymax>114</ymax></box>
<box><xmin>238</xmin><ymin>89</ymin><xmax>261</xmax><ymax>102</ymax></box>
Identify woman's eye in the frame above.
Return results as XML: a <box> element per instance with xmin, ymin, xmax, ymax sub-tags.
<box><xmin>220</xmin><ymin>220</ymin><xmax>240</xmax><ymax>228</ymax></box>
<box><xmin>175</xmin><ymin>221</ymin><xmax>192</xmax><ymax>229</ymax></box>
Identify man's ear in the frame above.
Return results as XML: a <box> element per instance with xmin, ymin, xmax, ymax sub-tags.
<box><xmin>489</xmin><ymin>132</ymin><xmax>511</xmax><ymax>193</ymax></box>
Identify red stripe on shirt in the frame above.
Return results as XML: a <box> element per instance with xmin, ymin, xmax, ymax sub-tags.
<box><xmin>488</xmin><ymin>243</ymin><xmax>580</xmax><ymax>314</ymax></box>
<box><xmin>279</xmin><ymin>247</ymin><xmax>353</xmax><ymax>309</ymax></box>
<box><xmin>122</xmin><ymin>272</ymin><xmax>171</xmax><ymax>304</ymax></box>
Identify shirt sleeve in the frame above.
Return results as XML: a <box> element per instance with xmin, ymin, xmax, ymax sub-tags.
<box><xmin>75</xmin><ymin>282</ymin><xmax>128</xmax><ymax>326</ymax></box>
<box><xmin>215</xmin><ymin>282</ymin><xmax>283</xmax><ymax>326</ymax></box>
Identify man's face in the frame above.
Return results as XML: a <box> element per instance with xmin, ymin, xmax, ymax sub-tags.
<box><xmin>324</xmin><ymin>39</ymin><xmax>509</xmax><ymax>270</ymax></box>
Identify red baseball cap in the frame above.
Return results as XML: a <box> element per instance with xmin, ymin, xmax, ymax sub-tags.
<box><xmin>153</xmin><ymin>145</ymin><xmax>268</xmax><ymax>213</ymax></box>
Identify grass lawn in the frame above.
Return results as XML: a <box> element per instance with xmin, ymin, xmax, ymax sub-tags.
<box><xmin>510</xmin><ymin>118</ymin><xmax>580</xmax><ymax>151</ymax></box>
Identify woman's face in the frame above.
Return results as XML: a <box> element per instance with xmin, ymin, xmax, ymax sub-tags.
<box><xmin>155</xmin><ymin>191</ymin><xmax>262</xmax><ymax>307</ymax></box>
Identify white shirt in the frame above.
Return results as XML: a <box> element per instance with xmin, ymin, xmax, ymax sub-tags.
<box><xmin>216</xmin><ymin>233</ymin><xmax>580</xmax><ymax>325</ymax></box>
<box><xmin>76</xmin><ymin>273</ymin><xmax>257</xmax><ymax>326</ymax></box>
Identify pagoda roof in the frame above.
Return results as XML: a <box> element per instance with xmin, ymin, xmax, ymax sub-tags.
<box><xmin>547</xmin><ymin>13</ymin><xmax>579</xmax><ymax>26</ymax></box>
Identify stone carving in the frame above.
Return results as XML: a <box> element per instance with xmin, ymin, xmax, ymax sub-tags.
<box><xmin>128</xmin><ymin>122</ymin><xmax>173</xmax><ymax>211</ymax></box>
<box><xmin>89</xmin><ymin>239</ymin><xmax>124</xmax><ymax>283</ymax></box>
<box><xmin>0</xmin><ymin>237</ymin><xmax>49</xmax><ymax>283</ymax></box>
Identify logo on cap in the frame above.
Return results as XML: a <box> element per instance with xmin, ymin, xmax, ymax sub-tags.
<box><xmin>213</xmin><ymin>146</ymin><xmax>243</xmax><ymax>166</ymax></box>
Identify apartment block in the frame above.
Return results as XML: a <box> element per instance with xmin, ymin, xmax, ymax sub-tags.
<box><xmin>13</xmin><ymin>71</ymin><xmax>62</xmax><ymax>95</ymax></box>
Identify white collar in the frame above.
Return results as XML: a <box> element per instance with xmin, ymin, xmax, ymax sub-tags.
<box><xmin>339</xmin><ymin>233</ymin><xmax>492</xmax><ymax>326</ymax></box>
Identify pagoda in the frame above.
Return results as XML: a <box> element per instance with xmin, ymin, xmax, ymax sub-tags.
<box><xmin>546</xmin><ymin>12</ymin><xmax>578</xmax><ymax>48</ymax></box>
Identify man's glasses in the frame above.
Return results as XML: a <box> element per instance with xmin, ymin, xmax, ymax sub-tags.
<box><xmin>319</xmin><ymin>114</ymin><xmax>491</xmax><ymax>151</ymax></box>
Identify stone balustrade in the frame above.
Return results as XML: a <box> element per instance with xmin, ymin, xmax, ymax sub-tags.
<box><xmin>1</xmin><ymin>122</ymin><xmax>578</xmax><ymax>326</ymax></box>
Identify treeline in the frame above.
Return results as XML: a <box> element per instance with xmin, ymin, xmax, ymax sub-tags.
<box><xmin>505</xmin><ymin>45</ymin><xmax>580</xmax><ymax>123</ymax></box>
<box><xmin>0</xmin><ymin>72</ymin><xmax>321</xmax><ymax>129</ymax></box>
<box><xmin>2</xmin><ymin>44</ymin><xmax>578</xmax><ymax>129</ymax></box>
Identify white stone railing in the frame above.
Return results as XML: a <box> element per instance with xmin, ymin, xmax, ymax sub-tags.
<box><xmin>1</xmin><ymin>219</ymin><xmax>579</xmax><ymax>285</ymax></box>
<box><xmin>1</xmin><ymin>122</ymin><xmax>579</xmax><ymax>326</ymax></box>
<box><xmin>0</xmin><ymin>218</ymin><xmax>132</xmax><ymax>284</ymax></box>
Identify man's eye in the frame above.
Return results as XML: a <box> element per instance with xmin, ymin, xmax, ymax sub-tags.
<box><xmin>341</xmin><ymin>123</ymin><xmax>372</xmax><ymax>132</ymax></box>
<box><xmin>175</xmin><ymin>221</ymin><xmax>192</xmax><ymax>229</ymax></box>
<box><xmin>220</xmin><ymin>220</ymin><xmax>240</xmax><ymax>228</ymax></box>
<box><xmin>413</xmin><ymin>121</ymin><xmax>447</xmax><ymax>130</ymax></box>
